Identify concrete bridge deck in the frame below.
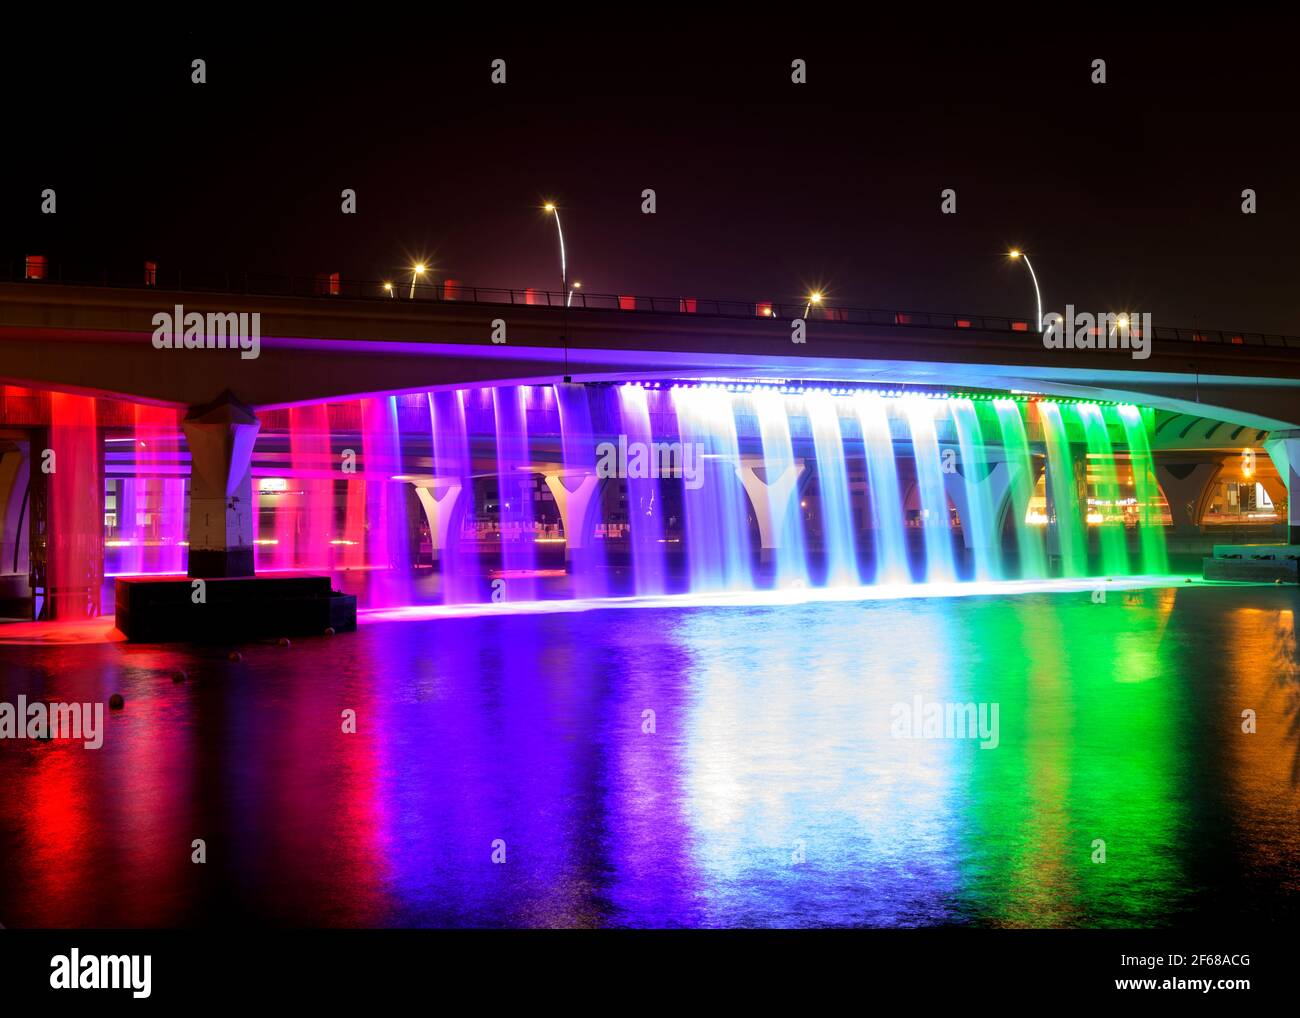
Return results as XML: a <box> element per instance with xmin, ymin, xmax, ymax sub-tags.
<box><xmin>2</xmin><ymin>280</ymin><xmax>1300</xmax><ymax>432</ymax></box>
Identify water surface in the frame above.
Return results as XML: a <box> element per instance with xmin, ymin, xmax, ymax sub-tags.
<box><xmin>0</xmin><ymin>582</ymin><xmax>1297</xmax><ymax>928</ymax></box>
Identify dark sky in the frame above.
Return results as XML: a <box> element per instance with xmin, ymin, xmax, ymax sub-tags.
<box><xmin>5</xmin><ymin>24</ymin><xmax>1300</xmax><ymax>332</ymax></box>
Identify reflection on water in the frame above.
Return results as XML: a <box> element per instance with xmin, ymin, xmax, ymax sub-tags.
<box><xmin>0</xmin><ymin>584</ymin><xmax>1297</xmax><ymax>928</ymax></box>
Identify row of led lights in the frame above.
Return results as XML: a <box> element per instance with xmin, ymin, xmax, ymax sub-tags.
<box><xmin>617</xmin><ymin>380</ymin><xmax>1125</xmax><ymax>406</ymax></box>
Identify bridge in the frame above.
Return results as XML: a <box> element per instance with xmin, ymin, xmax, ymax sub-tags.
<box><xmin>2</xmin><ymin>275</ymin><xmax>1299</xmax><ymax>577</ymax></box>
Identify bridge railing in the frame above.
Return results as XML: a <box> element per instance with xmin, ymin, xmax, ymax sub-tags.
<box><xmin>6</xmin><ymin>258</ymin><xmax>1300</xmax><ymax>351</ymax></box>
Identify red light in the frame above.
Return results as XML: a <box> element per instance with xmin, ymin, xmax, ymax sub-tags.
<box><xmin>25</xmin><ymin>255</ymin><xmax>46</xmax><ymax>280</ymax></box>
<box><xmin>619</xmin><ymin>295</ymin><xmax>636</xmax><ymax>311</ymax></box>
<box><xmin>1011</xmin><ymin>321</ymin><xmax>1029</xmax><ymax>332</ymax></box>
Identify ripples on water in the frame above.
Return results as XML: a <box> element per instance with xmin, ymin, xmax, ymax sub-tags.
<box><xmin>0</xmin><ymin>584</ymin><xmax>1297</xmax><ymax>928</ymax></box>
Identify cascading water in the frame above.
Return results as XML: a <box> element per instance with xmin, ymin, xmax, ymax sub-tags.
<box><xmin>359</xmin><ymin>396</ymin><xmax>411</xmax><ymax>606</ymax></box>
<box><xmin>673</xmin><ymin>387</ymin><xmax>753</xmax><ymax>592</ymax></box>
<box><xmin>1118</xmin><ymin>404</ymin><xmax>1170</xmax><ymax>575</ymax></box>
<box><xmin>950</xmin><ymin>398</ymin><xmax>999</xmax><ymax>581</ymax></box>
<box><xmin>428</xmin><ymin>389</ymin><xmax>481</xmax><ymax>604</ymax></box>
<box><xmin>1037</xmin><ymin>401</ymin><xmax>1087</xmax><ymax>577</ymax></box>
<box><xmin>289</xmin><ymin>404</ymin><xmax>334</xmax><ymax>570</ymax></box>
<box><xmin>1077</xmin><ymin>403</ymin><xmax>1129</xmax><ymax>576</ymax></box>
<box><xmin>492</xmin><ymin>386</ymin><xmax>539</xmax><ymax>601</ymax></box>
<box><xmin>744</xmin><ymin>389</ymin><xmax>808</xmax><ymax>588</ymax></box>
<box><xmin>853</xmin><ymin>394</ymin><xmax>910</xmax><ymax>585</ymax></box>
<box><xmin>554</xmin><ymin>383</ymin><xmax>608</xmax><ymax>599</ymax></box>
<box><xmin>614</xmin><ymin>384</ymin><xmax>667</xmax><ymax>595</ymax></box>
<box><xmin>47</xmin><ymin>392</ymin><xmax>101</xmax><ymax>617</ymax></box>
<box><xmin>993</xmin><ymin>399</ymin><xmax>1048</xmax><ymax>580</ymax></box>
<box><xmin>804</xmin><ymin>392</ymin><xmax>859</xmax><ymax>586</ymax></box>
<box><xmin>904</xmin><ymin>397</ymin><xmax>956</xmax><ymax>583</ymax></box>
<box><xmin>69</xmin><ymin>383</ymin><xmax>1175</xmax><ymax>613</ymax></box>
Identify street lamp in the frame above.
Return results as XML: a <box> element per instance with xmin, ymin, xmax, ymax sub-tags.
<box><xmin>383</xmin><ymin>282</ymin><xmax>394</xmax><ymax>298</ymax></box>
<box><xmin>804</xmin><ymin>290</ymin><xmax>823</xmax><ymax>318</ymax></box>
<box><xmin>1008</xmin><ymin>249</ymin><xmax>1043</xmax><ymax>331</ymax></box>
<box><xmin>543</xmin><ymin>203</ymin><xmax>569</xmax><ymax>306</ymax></box>
<box><xmin>409</xmin><ymin>263</ymin><xmax>427</xmax><ymax>300</ymax></box>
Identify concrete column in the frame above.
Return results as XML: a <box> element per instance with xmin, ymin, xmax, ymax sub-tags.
<box><xmin>406</xmin><ymin>479</ymin><xmax>463</xmax><ymax>562</ymax></box>
<box><xmin>182</xmin><ymin>392</ymin><xmax>260</xmax><ymax>578</ymax></box>
<box><xmin>0</xmin><ymin>442</ymin><xmax>29</xmax><ymax>577</ymax></box>
<box><xmin>943</xmin><ymin>459</ymin><xmax>1011</xmax><ymax>551</ymax></box>
<box><xmin>1263</xmin><ymin>430</ymin><xmax>1300</xmax><ymax>544</ymax></box>
<box><xmin>542</xmin><ymin>471</ymin><xmax>606</xmax><ymax>560</ymax></box>
<box><xmin>735</xmin><ymin>458</ymin><xmax>806</xmax><ymax>561</ymax></box>
<box><xmin>1153</xmin><ymin>461</ymin><xmax>1221</xmax><ymax>538</ymax></box>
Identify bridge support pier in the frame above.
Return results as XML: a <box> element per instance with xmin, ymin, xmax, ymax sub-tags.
<box><xmin>1154</xmin><ymin>461</ymin><xmax>1220</xmax><ymax>538</ymax></box>
<box><xmin>542</xmin><ymin>471</ymin><xmax>605</xmax><ymax>561</ymax></box>
<box><xmin>182</xmin><ymin>392</ymin><xmax>260</xmax><ymax>578</ymax></box>
<box><xmin>735</xmin><ymin>458</ymin><xmax>806</xmax><ymax>563</ymax></box>
<box><xmin>1263</xmin><ymin>431</ymin><xmax>1300</xmax><ymax>545</ymax></box>
<box><xmin>943</xmin><ymin>459</ymin><xmax>1011</xmax><ymax>553</ymax></box>
<box><xmin>407</xmin><ymin>479</ymin><xmax>464</xmax><ymax>562</ymax></box>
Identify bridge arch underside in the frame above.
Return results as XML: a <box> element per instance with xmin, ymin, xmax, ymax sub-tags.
<box><xmin>3</xmin><ymin>318</ymin><xmax>1299</xmax><ymax>432</ymax></box>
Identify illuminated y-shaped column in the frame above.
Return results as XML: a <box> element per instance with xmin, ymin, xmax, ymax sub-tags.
<box><xmin>734</xmin><ymin>457</ymin><xmax>806</xmax><ymax>561</ymax></box>
<box><xmin>542</xmin><ymin>470</ymin><xmax>606</xmax><ymax>560</ymax></box>
<box><xmin>182</xmin><ymin>392</ymin><xmax>260</xmax><ymax>578</ymax></box>
<box><xmin>943</xmin><ymin>458</ymin><xmax>1012</xmax><ymax>552</ymax></box>
<box><xmin>405</xmin><ymin>478</ymin><xmax>464</xmax><ymax>562</ymax></box>
<box><xmin>0</xmin><ymin>442</ymin><xmax>29</xmax><ymax>578</ymax></box>
<box><xmin>1263</xmin><ymin>430</ymin><xmax>1300</xmax><ymax>544</ymax></box>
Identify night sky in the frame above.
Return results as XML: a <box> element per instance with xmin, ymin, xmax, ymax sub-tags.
<box><xmin>5</xmin><ymin>26</ymin><xmax>1300</xmax><ymax>332</ymax></box>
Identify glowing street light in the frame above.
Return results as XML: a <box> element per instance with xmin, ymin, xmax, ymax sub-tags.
<box><xmin>543</xmin><ymin>202</ymin><xmax>570</xmax><ymax>306</ymax></box>
<box><xmin>1008</xmin><ymin>249</ymin><xmax>1043</xmax><ymax>331</ymax></box>
<box><xmin>409</xmin><ymin>263</ymin><xmax>427</xmax><ymax>300</ymax></box>
<box><xmin>804</xmin><ymin>290</ymin><xmax>824</xmax><ymax>318</ymax></box>
<box><xmin>383</xmin><ymin>281</ymin><xmax>394</xmax><ymax>298</ymax></box>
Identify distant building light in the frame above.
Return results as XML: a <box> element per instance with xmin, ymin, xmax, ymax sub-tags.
<box><xmin>443</xmin><ymin>278</ymin><xmax>461</xmax><ymax>301</ymax></box>
<box><xmin>955</xmin><ymin>318</ymin><xmax>972</xmax><ymax>328</ymax></box>
<box><xmin>257</xmin><ymin>477</ymin><xmax>288</xmax><ymax>492</ymax></box>
<box><xmin>619</xmin><ymin>295</ymin><xmax>636</xmax><ymax>311</ymax></box>
<box><xmin>525</xmin><ymin>287</ymin><xmax>542</xmax><ymax>305</ymax></box>
<box><xmin>314</xmin><ymin>271</ymin><xmax>340</xmax><ymax>296</ymax></box>
<box><xmin>1011</xmin><ymin>321</ymin><xmax>1030</xmax><ymax>332</ymax></box>
<box><xmin>755</xmin><ymin>302</ymin><xmax>773</xmax><ymax>317</ymax></box>
<box><xmin>144</xmin><ymin>260</ymin><xmax>158</xmax><ymax>286</ymax></box>
<box><xmin>680</xmin><ymin>298</ymin><xmax>697</xmax><ymax>313</ymax></box>
<box><xmin>895</xmin><ymin>312</ymin><xmax>912</xmax><ymax>325</ymax></box>
<box><xmin>25</xmin><ymin>255</ymin><xmax>47</xmax><ymax>280</ymax></box>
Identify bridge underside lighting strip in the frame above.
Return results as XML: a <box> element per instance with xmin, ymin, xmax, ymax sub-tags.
<box><xmin>618</xmin><ymin>379</ymin><xmax>1125</xmax><ymax>406</ymax></box>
